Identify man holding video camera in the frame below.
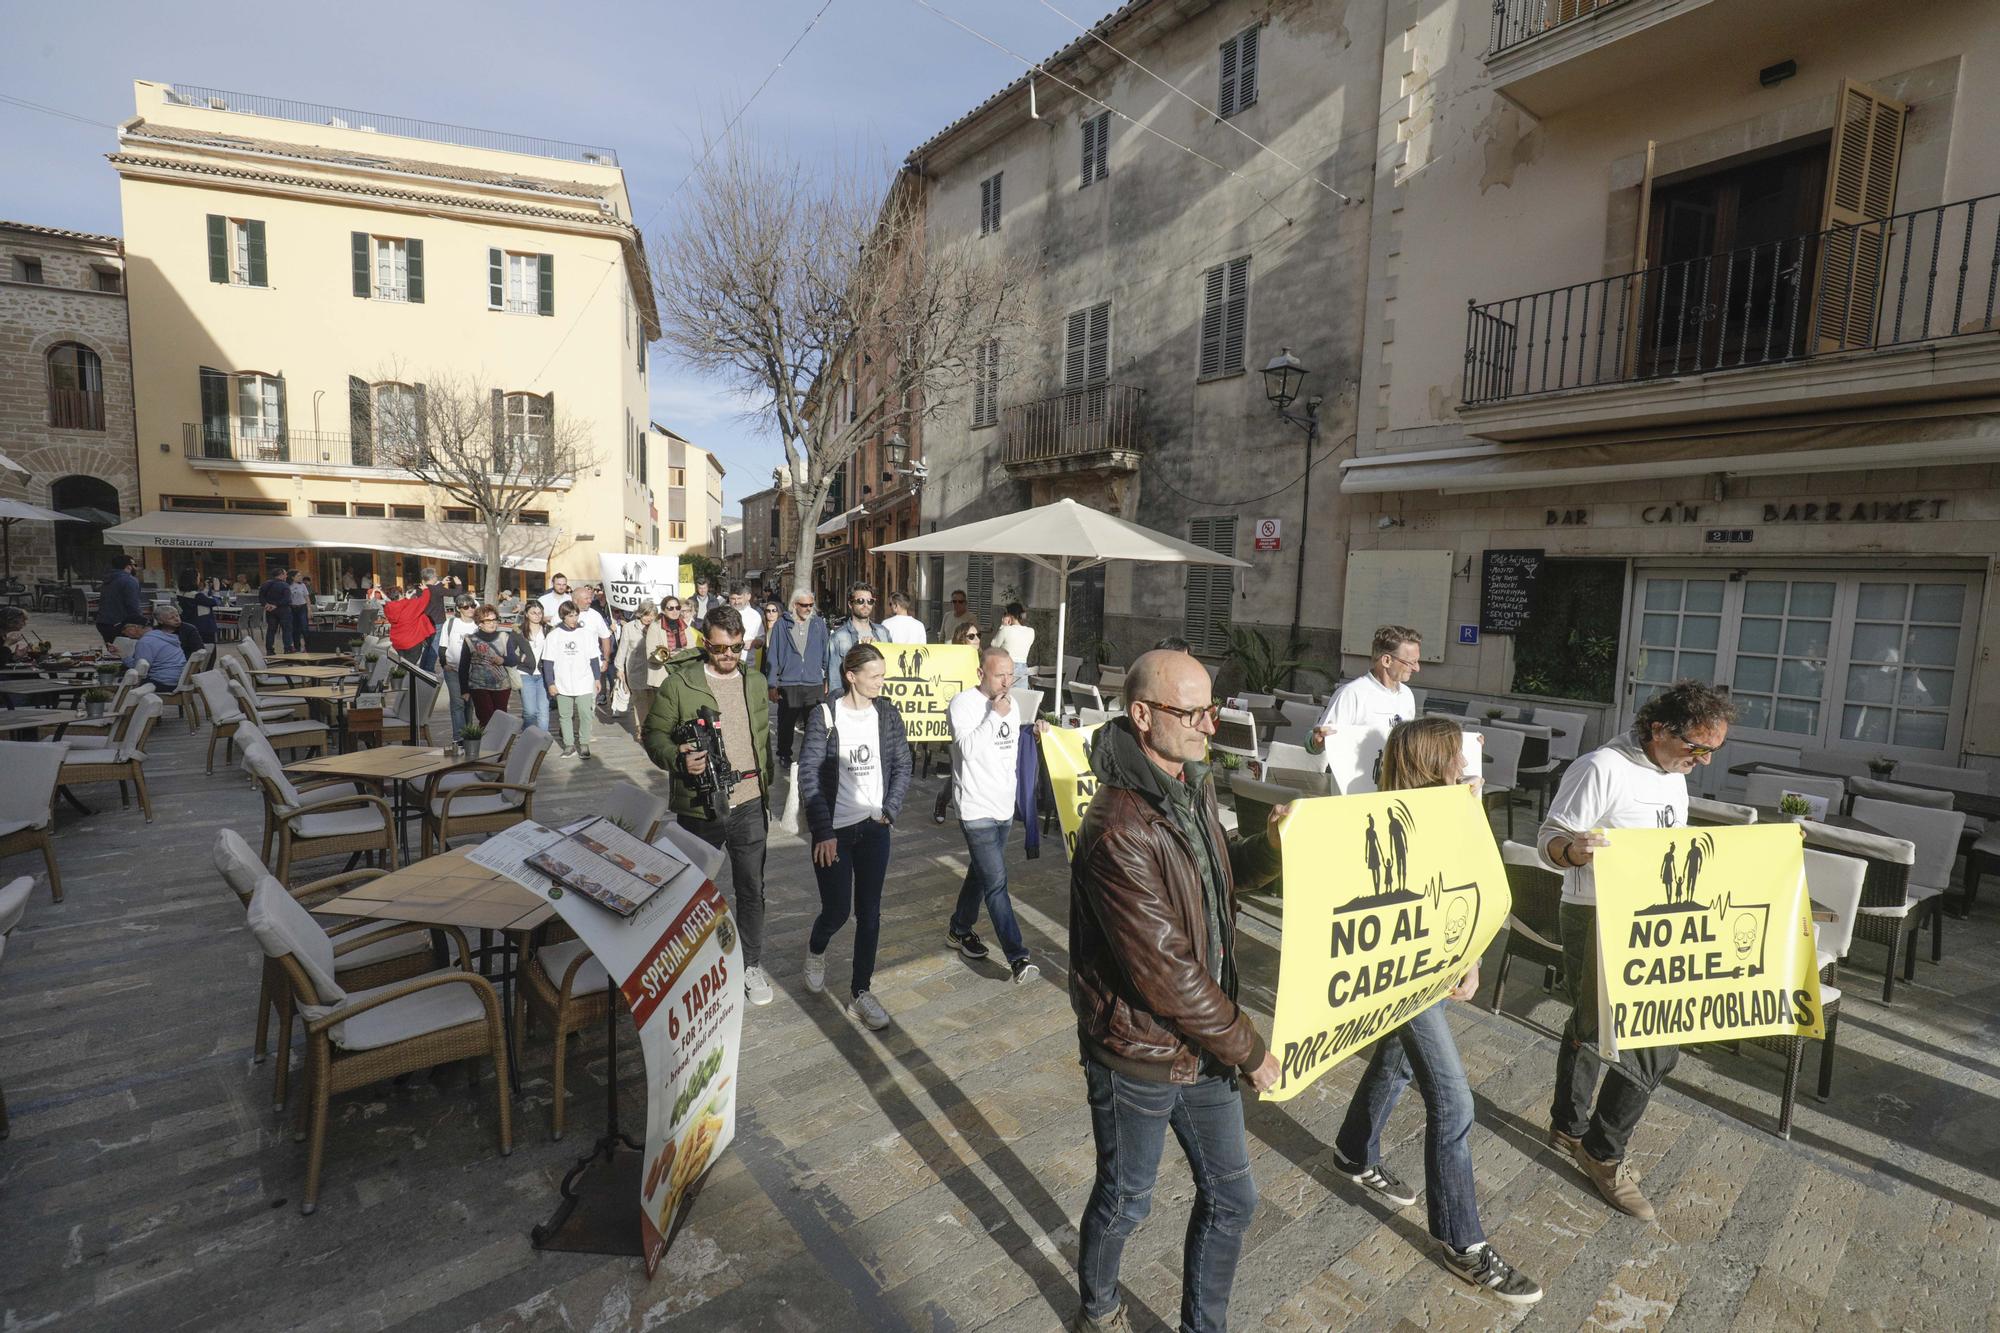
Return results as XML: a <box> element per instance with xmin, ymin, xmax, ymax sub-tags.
<box><xmin>643</xmin><ymin>603</ymin><xmax>778</xmax><ymax>1006</ymax></box>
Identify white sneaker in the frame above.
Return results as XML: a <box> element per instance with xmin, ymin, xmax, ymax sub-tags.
<box><xmin>743</xmin><ymin>965</ymin><xmax>774</xmax><ymax>1006</ymax></box>
<box><xmin>804</xmin><ymin>950</ymin><xmax>826</xmax><ymax>994</ymax></box>
<box><xmin>848</xmin><ymin>990</ymin><xmax>890</xmax><ymax>1030</ymax></box>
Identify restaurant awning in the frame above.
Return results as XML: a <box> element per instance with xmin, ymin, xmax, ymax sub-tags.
<box><xmin>815</xmin><ymin>504</ymin><xmax>864</xmax><ymax>538</ymax></box>
<box><xmin>101</xmin><ymin>509</ymin><xmax>550</xmax><ymax>571</ymax></box>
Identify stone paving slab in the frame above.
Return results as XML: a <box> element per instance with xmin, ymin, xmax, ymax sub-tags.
<box><xmin>2</xmin><ymin>631</ymin><xmax>1999</xmax><ymax>1330</ymax></box>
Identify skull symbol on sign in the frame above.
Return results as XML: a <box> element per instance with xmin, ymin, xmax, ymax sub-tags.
<box><xmin>1733</xmin><ymin>913</ymin><xmax>1757</xmax><ymax>960</ymax></box>
<box><xmin>1444</xmin><ymin>897</ymin><xmax>1469</xmax><ymax>950</ymax></box>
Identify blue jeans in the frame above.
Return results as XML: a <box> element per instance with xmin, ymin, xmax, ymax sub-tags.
<box><xmin>517</xmin><ymin>672</ymin><xmax>550</xmax><ymax>734</ymax></box>
<box><xmin>951</xmin><ymin>818</ymin><xmax>1027</xmax><ymax>964</ymax></box>
<box><xmin>1078</xmin><ymin>1059</ymin><xmax>1257</xmax><ymax>1333</ymax></box>
<box><xmin>1333</xmin><ymin>1001</ymin><xmax>1483</xmax><ymax>1250</ymax></box>
<box><xmin>443</xmin><ymin>671</ymin><xmax>466</xmax><ymax>743</ymax></box>
<box><xmin>285</xmin><ymin>605</ymin><xmax>307</xmax><ymax>651</ymax></box>
<box><xmin>809</xmin><ymin>819</ymin><xmax>892</xmax><ymax>996</ymax></box>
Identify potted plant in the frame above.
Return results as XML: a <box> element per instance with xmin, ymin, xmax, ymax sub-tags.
<box><xmin>461</xmin><ymin>721</ymin><xmax>485</xmax><ymax>759</ymax></box>
<box><xmin>1867</xmin><ymin>755</ymin><xmax>1898</xmax><ymax>779</ymax></box>
<box><xmin>1778</xmin><ymin>791</ymin><xmax>1813</xmax><ymax>822</ymax></box>
<box><xmin>1222</xmin><ymin>626</ymin><xmax>1334</xmax><ymax>696</ymax></box>
<box><xmin>94</xmin><ymin>659</ymin><xmax>122</xmax><ymax>681</ymax></box>
<box><xmin>1484</xmin><ymin>706</ymin><xmax>1506</xmax><ymax>721</ymax></box>
<box><xmin>83</xmin><ymin>686</ymin><xmax>113</xmax><ymax>719</ymax></box>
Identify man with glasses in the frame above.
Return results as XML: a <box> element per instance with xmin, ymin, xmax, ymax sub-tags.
<box><xmin>944</xmin><ymin>646</ymin><xmax>1041</xmax><ymax>983</ymax></box>
<box><xmin>1539</xmin><ymin>678</ymin><xmax>1734</xmax><ymax>1220</ymax></box>
<box><xmin>1311</xmin><ymin>624</ymin><xmax>1424</xmax><ymax>751</ymax></box>
<box><xmin>766</xmin><ymin>588</ymin><xmax>829</xmax><ymax>770</ymax></box>
<box><xmin>942</xmin><ymin>588</ymin><xmax>977</xmax><ymax>641</ymax></box>
<box><xmin>825</xmin><ymin>582</ymin><xmax>885</xmax><ymax>700</ymax></box>
<box><xmin>644</xmin><ymin>604</ymin><xmax>778</xmax><ymax>1006</ymax></box>
<box><xmin>1069</xmin><ymin>649</ymin><xmax>1287</xmax><ymax>1333</ymax></box>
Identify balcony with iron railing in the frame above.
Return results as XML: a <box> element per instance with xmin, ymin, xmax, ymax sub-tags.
<box><xmin>187</xmin><ymin>422</ymin><xmax>378</xmax><ymax>470</ymax></box>
<box><xmin>1459</xmin><ymin>191</ymin><xmax>2000</xmax><ymax>439</ymax></box>
<box><xmin>1000</xmin><ymin>383</ymin><xmax>1147</xmax><ymax>479</ymax></box>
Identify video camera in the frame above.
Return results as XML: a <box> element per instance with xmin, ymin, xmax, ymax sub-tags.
<box><xmin>671</xmin><ymin>705</ymin><xmax>738</xmax><ymax>821</ymax></box>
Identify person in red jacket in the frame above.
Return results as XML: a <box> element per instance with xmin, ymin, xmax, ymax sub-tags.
<box><xmin>382</xmin><ymin>586</ymin><xmax>434</xmax><ymax>662</ymax></box>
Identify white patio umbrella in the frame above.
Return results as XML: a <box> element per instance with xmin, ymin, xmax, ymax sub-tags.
<box><xmin>0</xmin><ymin>450</ymin><xmax>26</xmax><ymax>475</ymax></box>
<box><xmin>873</xmin><ymin>497</ymin><xmax>1249</xmax><ymax>706</ymax></box>
<box><xmin>0</xmin><ymin>497</ymin><xmax>84</xmax><ymax>580</ymax></box>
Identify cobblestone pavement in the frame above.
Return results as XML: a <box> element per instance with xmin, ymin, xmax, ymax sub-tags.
<box><xmin>2</xmin><ymin>630</ymin><xmax>1998</xmax><ymax>1331</ymax></box>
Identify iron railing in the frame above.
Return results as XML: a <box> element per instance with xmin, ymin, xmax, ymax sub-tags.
<box><xmin>163</xmin><ymin>84</ymin><xmax>619</xmax><ymax>166</ymax></box>
<box><xmin>187</xmin><ymin>423</ymin><xmax>384</xmax><ymax>469</ymax></box>
<box><xmin>1463</xmin><ymin>191</ymin><xmax>2000</xmax><ymax>406</ymax></box>
<box><xmin>1488</xmin><ymin>0</ymin><xmax>1630</xmax><ymax>58</ymax></box>
<box><xmin>1002</xmin><ymin>383</ymin><xmax>1147</xmax><ymax>467</ymax></box>
<box><xmin>48</xmin><ymin>389</ymin><xmax>105</xmax><ymax>431</ymax></box>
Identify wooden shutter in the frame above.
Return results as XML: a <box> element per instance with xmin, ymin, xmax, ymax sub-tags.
<box><xmin>1812</xmin><ymin>79</ymin><xmax>1907</xmax><ymax>353</ymax></box>
<box><xmin>269</xmin><ymin>374</ymin><xmax>287</xmax><ymax>447</ymax></box>
<box><xmin>1064</xmin><ymin>308</ymin><xmax>1089</xmax><ymax>389</ymax></box>
<box><xmin>352</xmin><ymin>233</ymin><xmax>370</xmax><ymax>297</ymax></box>
<box><xmin>245</xmin><ymin>220</ymin><xmax>267</xmax><ymax>287</ymax></box>
<box><xmin>537</xmin><ymin>254</ymin><xmax>554</xmax><ymax>316</ymax></box>
<box><xmin>1199</xmin><ymin>263</ymin><xmax>1227</xmax><ymax>377</ymax></box>
<box><xmin>349</xmin><ymin>375</ymin><xmax>372</xmax><ymax>466</ymax></box>
<box><xmin>980</xmin><ymin>172</ymin><xmax>1002</xmax><ymax>235</ymax></box>
<box><xmin>1219</xmin><ymin>33</ymin><xmax>1239</xmax><ymax>119</ymax></box>
<box><xmin>1081</xmin><ymin>115</ymin><xmax>1108</xmax><ymax>188</ymax></box>
<box><xmin>1221</xmin><ymin>256</ymin><xmax>1249</xmax><ymax>374</ymax></box>
<box><xmin>406</xmin><ymin>238</ymin><xmax>425</xmax><ymax>303</ymax></box>
<box><xmin>207</xmin><ymin>215</ymin><xmax>227</xmax><ymax>283</ymax></box>
<box><xmin>1184</xmin><ymin>516</ymin><xmax>1237</xmax><ymax>654</ymax></box>
<box><xmin>967</xmin><ymin>554</ymin><xmax>993</xmax><ymax>624</ymax></box>
<box><xmin>1085</xmin><ymin>302</ymin><xmax>1110</xmax><ymax>384</ymax></box>
<box><xmin>412</xmin><ymin>382</ymin><xmax>429</xmax><ymax>460</ymax></box>
<box><xmin>199</xmin><ymin>366</ymin><xmax>230</xmax><ymax>453</ymax></box>
<box><xmin>1236</xmin><ymin>25</ymin><xmax>1259</xmax><ymax>112</ymax></box>
<box><xmin>1080</xmin><ymin>117</ymin><xmax>1095</xmax><ymax>190</ymax></box>
<box><xmin>488</xmin><ymin>248</ymin><xmax>504</xmax><ymax>309</ymax></box>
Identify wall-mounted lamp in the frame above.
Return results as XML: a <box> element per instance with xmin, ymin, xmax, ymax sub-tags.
<box><xmin>1759</xmin><ymin>59</ymin><xmax>1796</xmax><ymax>88</ymax></box>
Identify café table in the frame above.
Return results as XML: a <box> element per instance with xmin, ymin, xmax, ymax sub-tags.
<box><xmin>266</xmin><ymin>651</ymin><xmax>354</xmax><ymax>665</ymax></box>
<box><xmin>266</xmin><ymin>683</ymin><xmax>361</xmax><ymax>752</ymax></box>
<box><xmin>1729</xmin><ymin>758</ymin><xmax>2000</xmax><ymax>822</ymax></box>
<box><xmin>0</xmin><ymin>708</ymin><xmax>84</xmax><ymax>739</ymax></box>
<box><xmin>288</xmin><ymin>745</ymin><xmax>467</xmax><ymax>859</ymax></box>
<box><xmin>257</xmin><ymin>663</ymin><xmax>358</xmax><ymax>682</ymax></box>
<box><xmin>320</xmin><ymin>845</ymin><xmax>555</xmax><ymax>1094</ymax></box>
<box><xmin>0</xmin><ymin>678</ymin><xmax>94</xmax><ymax>708</ymax></box>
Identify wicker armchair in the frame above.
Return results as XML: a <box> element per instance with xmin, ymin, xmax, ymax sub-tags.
<box><xmin>1850</xmin><ymin>797</ymin><xmax>1959</xmax><ymax>980</ymax></box>
<box><xmin>245</xmin><ymin>745</ymin><xmax>398</xmax><ymax>884</ymax></box>
<box><xmin>1801</xmin><ymin>817</ymin><xmax>1920</xmax><ymax>1003</ymax></box>
<box><xmin>196</xmin><ymin>670</ymin><xmax>327</xmax><ymax>774</ymax></box>
<box><xmin>0</xmin><ymin>875</ymin><xmax>29</xmax><ymax>1138</ymax></box>
<box><xmin>157</xmin><ymin>646</ymin><xmax>214</xmax><ymax>731</ymax></box>
<box><xmin>59</xmin><ymin>693</ymin><xmax>162</xmax><ymax>822</ymax></box>
<box><xmin>234</xmin><ymin>726</ymin><xmax>371</xmax><ymax>867</ymax></box>
<box><xmin>245</xmin><ymin>872</ymin><xmax>509</xmax><ymax>1213</ymax></box>
<box><xmin>0</xmin><ymin>743</ymin><xmax>69</xmax><ymax>903</ymax></box>
<box><xmin>213</xmin><ymin>829</ymin><xmax>437</xmax><ymax>1109</ymax></box>
<box><xmin>1489</xmin><ymin>839</ymin><xmax>1565</xmax><ymax>1034</ymax></box>
<box><xmin>419</xmin><ymin>726</ymin><xmax>552</xmax><ymax>857</ymax></box>
<box><xmin>220</xmin><ymin>654</ymin><xmax>309</xmax><ymax>716</ymax></box>
<box><xmin>602</xmin><ymin>781</ymin><xmax>670</xmax><ymax>842</ymax></box>
<box><xmin>517</xmin><ymin>930</ymin><xmax>612</xmax><ymax>1140</ymax></box>
<box><xmin>421</xmin><ymin>712</ymin><xmax>525</xmax><ymax>805</ymax></box>
<box><xmin>378</xmin><ymin>668</ymin><xmax>442</xmax><ymax>746</ymax></box>
<box><xmin>1748</xmin><ymin>848</ymin><xmax>1866</xmax><ymax>1138</ymax></box>
<box><xmin>62</xmin><ymin>670</ymin><xmax>145</xmax><ymax>742</ymax></box>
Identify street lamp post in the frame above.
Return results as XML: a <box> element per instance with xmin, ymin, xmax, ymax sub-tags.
<box><xmin>1261</xmin><ymin>347</ymin><xmax>1324</xmax><ymax>664</ymax></box>
<box><xmin>884</xmin><ymin>432</ymin><xmax>928</xmax><ymax>603</ymax></box>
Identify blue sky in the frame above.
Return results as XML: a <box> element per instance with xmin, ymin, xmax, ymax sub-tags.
<box><xmin>2</xmin><ymin>0</ymin><xmax>1076</xmax><ymax>515</ymax></box>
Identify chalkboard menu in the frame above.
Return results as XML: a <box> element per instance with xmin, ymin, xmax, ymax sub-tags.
<box><xmin>1480</xmin><ymin>549</ymin><xmax>1544</xmax><ymax>634</ymax></box>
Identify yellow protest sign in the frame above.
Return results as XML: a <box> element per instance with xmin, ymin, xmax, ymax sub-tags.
<box><xmin>1267</xmin><ymin>784</ymin><xmax>1510</xmax><ymax>1101</ymax></box>
<box><xmin>1039</xmin><ymin>722</ymin><xmax>1102</xmax><ymax>857</ymax></box>
<box><xmin>1591</xmin><ymin>825</ymin><xmax>1823</xmax><ymax>1057</ymax></box>
<box><xmin>880</xmin><ymin>643</ymin><xmax>980</xmax><ymax>743</ymax></box>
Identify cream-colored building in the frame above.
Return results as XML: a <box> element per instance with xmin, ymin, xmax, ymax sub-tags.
<box><xmin>106</xmin><ymin>79</ymin><xmax>656</xmax><ymax>595</ymax></box>
<box><xmin>638</xmin><ymin>424</ymin><xmax>725</xmax><ymax>559</ymax></box>
<box><xmin>1346</xmin><ymin>0</ymin><xmax>2000</xmax><ymax>780</ymax></box>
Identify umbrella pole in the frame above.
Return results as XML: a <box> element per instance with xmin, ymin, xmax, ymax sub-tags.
<box><xmin>1054</xmin><ymin>555</ymin><xmax>1069</xmax><ymax>717</ymax></box>
<box><xmin>2</xmin><ymin>518</ymin><xmax>12</xmax><ymax>581</ymax></box>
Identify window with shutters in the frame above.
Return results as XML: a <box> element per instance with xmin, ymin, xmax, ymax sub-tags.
<box><xmin>235</xmin><ymin>373</ymin><xmax>285</xmax><ymax>443</ymax></box>
<box><xmin>1813</xmin><ymin>79</ymin><xmax>1906</xmax><ymax>353</ymax></box>
<box><xmin>1197</xmin><ymin>256</ymin><xmax>1251</xmax><ymax>378</ymax></box>
<box><xmin>46</xmin><ymin>342</ymin><xmax>104</xmax><ymax>431</ymax></box>
<box><xmin>1080</xmin><ymin>112</ymin><xmax>1110</xmax><ymax>188</ymax></box>
<box><xmin>373</xmin><ymin>382</ymin><xmax>420</xmax><ymax>452</ymax></box>
<box><xmin>1183</xmin><ymin>516</ymin><xmax>1237</xmax><ymax>655</ymax></box>
<box><xmin>668</xmin><ymin>466</ymin><xmax>687</xmax><ymax>488</ymax></box>
<box><xmin>208</xmin><ymin>216</ymin><xmax>268</xmax><ymax>287</ymax></box>
<box><xmin>669</xmin><ymin>520</ymin><xmax>687</xmax><ymax>541</ymax></box>
<box><xmin>504</xmin><ymin>392</ymin><xmax>553</xmax><ymax>465</ymax></box>
<box><xmin>971</xmin><ymin>337</ymin><xmax>1000</xmax><ymax>428</ymax></box>
<box><xmin>1062</xmin><ymin>302</ymin><xmax>1111</xmax><ymax>425</ymax></box>
<box><xmin>506</xmin><ymin>253</ymin><xmax>540</xmax><ymax>313</ymax></box>
<box><xmin>1217</xmin><ymin>25</ymin><xmax>1260</xmax><ymax>120</ymax></box>
<box><xmin>966</xmin><ymin>553</ymin><xmax>994</xmax><ymax>623</ymax></box>
<box><xmin>979</xmin><ymin>172</ymin><xmax>1003</xmax><ymax>236</ymax></box>
<box><xmin>94</xmin><ymin>268</ymin><xmax>121</xmax><ymax>293</ymax></box>
<box><xmin>491</xmin><ymin>251</ymin><xmax>552</xmax><ymax>315</ymax></box>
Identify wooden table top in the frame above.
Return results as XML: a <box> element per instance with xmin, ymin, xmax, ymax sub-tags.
<box><xmin>0</xmin><ymin>678</ymin><xmax>92</xmax><ymax>698</ymax></box>
<box><xmin>266</xmin><ymin>684</ymin><xmax>361</xmax><ymax>702</ymax></box>
<box><xmin>258</xmin><ymin>663</ymin><xmax>359</xmax><ymax>681</ymax></box>
<box><xmin>0</xmin><ymin>708</ymin><xmax>84</xmax><ymax>735</ymax></box>
<box><xmin>320</xmin><ymin>846</ymin><xmax>552</xmax><ymax>932</ymax></box>
<box><xmin>266</xmin><ymin>652</ymin><xmax>353</xmax><ymax>664</ymax></box>
<box><xmin>288</xmin><ymin>745</ymin><xmax>461</xmax><ymax>782</ymax></box>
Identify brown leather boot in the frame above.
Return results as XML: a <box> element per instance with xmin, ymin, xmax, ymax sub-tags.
<box><xmin>1573</xmin><ymin>1146</ymin><xmax>1656</xmax><ymax>1220</ymax></box>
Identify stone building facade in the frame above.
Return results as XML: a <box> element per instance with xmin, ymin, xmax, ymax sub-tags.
<box><xmin>0</xmin><ymin>220</ymin><xmax>139</xmax><ymax>582</ymax></box>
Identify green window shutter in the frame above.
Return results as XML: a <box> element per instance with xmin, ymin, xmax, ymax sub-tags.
<box><xmin>406</xmin><ymin>238</ymin><xmax>424</xmax><ymax>303</ymax></box>
<box><xmin>351</xmin><ymin>233</ymin><xmax>370</xmax><ymax>298</ymax></box>
<box><xmin>488</xmin><ymin>248</ymin><xmax>503</xmax><ymax>309</ymax></box>
<box><xmin>246</xmin><ymin>220</ymin><xmax>268</xmax><ymax>287</ymax></box>
<box><xmin>199</xmin><ymin>366</ymin><xmax>230</xmax><ymax>453</ymax></box>
<box><xmin>413</xmin><ymin>382</ymin><xmax>429</xmax><ymax>461</ymax></box>
<box><xmin>537</xmin><ymin>254</ymin><xmax>554</xmax><ymax>316</ymax></box>
<box><xmin>1199</xmin><ymin>263</ymin><xmax>1226</xmax><ymax>377</ymax></box>
<box><xmin>492</xmin><ymin>390</ymin><xmax>506</xmax><ymax>460</ymax></box>
<box><xmin>270</xmin><ymin>375</ymin><xmax>288</xmax><ymax>448</ymax></box>
<box><xmin>348</xmin><ymin>375</ymin><xmax>373</xmax><ymax>466</ymax></box>
<box><xmin>206</xmin><ymin>215</ymin><xmax>227</xmax><ymax>283</ymax></box>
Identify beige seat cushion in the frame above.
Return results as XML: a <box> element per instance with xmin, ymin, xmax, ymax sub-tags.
<box><xmin>431</xmin><ymin>791</ymin><xmax>524</xmax><ymax>820</ymax></box>
<box><xmin>0</xmin><ymin>819</ymin><xmax>38</xmax><ymax>840</ymax></box>
<box><xmin>292</xmin><ymin>806</ymin><xmax>387</xmax><ymax>839</ymax></box>
<box><xmin>534</xmin><ymin>939</ymin><xmax>611</xmax><ymax>996</ymax></box>
<box><xmin>322</xmin><ymin>973</ymin><xmax>487</xmax><ymax>1051</ymax></box>
<box><xmin>337</xmin><ymin>927</ymin><xmax>432</xmax><ymax>972</ymax></box>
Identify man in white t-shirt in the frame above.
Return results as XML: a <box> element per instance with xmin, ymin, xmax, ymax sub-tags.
<box><xmin>728</xmin><ymin>584</ymin><xmax>763</xmax><ymax>649</ymax></box>
<box><xmin>572</xmin><ymin>585</ymin><xmax>614</xmax><ymax>705</ymax></box>
<box><xmin>1538</xmin><ymin>679</ymin><xmax>1734</xmax><ymax>1223</ymax></box>
<box><xmin>536</xmin><ymin>574</ymin><xmax>572</xmax><ymax>623</ymax></box>
<box><xmin>944</xmin><ymin>646</ymin><xmax>1039</xmax><ymax>984</ymax></box>
<box><xmin>1311</xmin><ymin>624</ymin><xmax>1422</xmax><ymax>751</ymax></box>
<box><xmin>880</xmin><ymin>591</ymin><xmax>927</xmax><ymax>645</ymax></box>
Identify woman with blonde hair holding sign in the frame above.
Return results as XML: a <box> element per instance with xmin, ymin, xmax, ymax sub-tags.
<box><xmin>1329</xmin><ymin>715</ymin><xmax>1542</xmax><ymax>1308</ymax></box>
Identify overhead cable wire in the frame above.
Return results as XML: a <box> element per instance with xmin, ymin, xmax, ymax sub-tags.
<box><xmin>907</xmin><ymin>0</ymin><xmax>1296</xmax><ymax>224</ymax></box>
<box><xmin>0</xmin><ymin>93</ymin><xmax>119</xmax><ymax>131</ymax></box>
<box><xmin>1033</xmin><ymin>0</ymin><xmax>1354</xmax><ymax>203</ymax></box>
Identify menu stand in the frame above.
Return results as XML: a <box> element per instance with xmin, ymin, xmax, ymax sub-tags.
<box><xmin>531</xmin><ymin>994</ymin><xmax>644</xmax><ymax>1255</ymax></box>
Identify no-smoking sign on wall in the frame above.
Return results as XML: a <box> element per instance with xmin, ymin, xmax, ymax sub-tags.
<box><xmin>1254</xmin><ymin>517</ymin><xmax>1282</xmax><ymax>551</ymax></box>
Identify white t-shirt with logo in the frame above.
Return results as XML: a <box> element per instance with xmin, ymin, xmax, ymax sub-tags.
<box><xmin>1318</xmin><ymin>671</ymin><xmax>1418</xmax><ymax>734</ymax></box>
<box><xmin>1539</xmin><ymin>739</ymin><xmax>1689</xmax><ymax>905</ymax></box>
<box><xmin>543</xmin><ymin>625</ymin><xmax>601</xmax><ymax>695</ymax></box>
<box><xmin>576</xmin><ymin>607</ymin><xmax>611</xmax><ymax>646</ymax></box>
<box><xmin>828</xmin><ymin>698</ymin><xmax>886</xmax><ymax>828</ymax></box>
<box><xmin>948</xmin><ymin>687</ymin><xmax>1019</xmax><ymax>823</ymax></box>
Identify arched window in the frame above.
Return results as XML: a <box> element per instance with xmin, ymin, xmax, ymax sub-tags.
<box><xmin>47</xmin><ymin>343</ymin><xmax>103</xmax><ymax>431</ymax></box>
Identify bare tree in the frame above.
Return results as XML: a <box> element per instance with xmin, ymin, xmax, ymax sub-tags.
<box><xmin>368</xmin><ymin>371</ymin><xmax>594</xmax><ymax>605</ymax></box>
<box><xmin>655</xmin><ymin>134</ymin><xmax>1034</xmax><ymax>592</ymax></box>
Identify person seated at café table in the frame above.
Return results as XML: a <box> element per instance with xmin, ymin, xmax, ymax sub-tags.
<box><xmin>128</xmin><ymin>609</ymin><xmax>190</xmax><ymax>689</ymax></box>
<box><xmin>1</xmin><ymin>606</ymin><xmax>45</xmax><ymax>667</ymax></box>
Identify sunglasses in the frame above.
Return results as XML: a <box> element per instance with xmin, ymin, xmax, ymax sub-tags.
<box><xmin>851</xmin><ymin>596</ymin><xmax>875</xmax><ymax>604</ymax></box>
<box><xmin>1669</xmin><ymin>726</ymin><xmax>1723</xmax><ymax>758</ymax></box>
<box><xmin>706</xmin><ymin>642</ymin><xmax>744</xmax><ymax>656</ymax></box>
<box><xmin>794</xmin><ymin>602</ymin><xmax>815</xmax><ymax>610</ymax></box>
<box><xmin>1140</xmin><ymin>699</ymin><xmax>1222</xmax><ymax>726</ymax></box>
